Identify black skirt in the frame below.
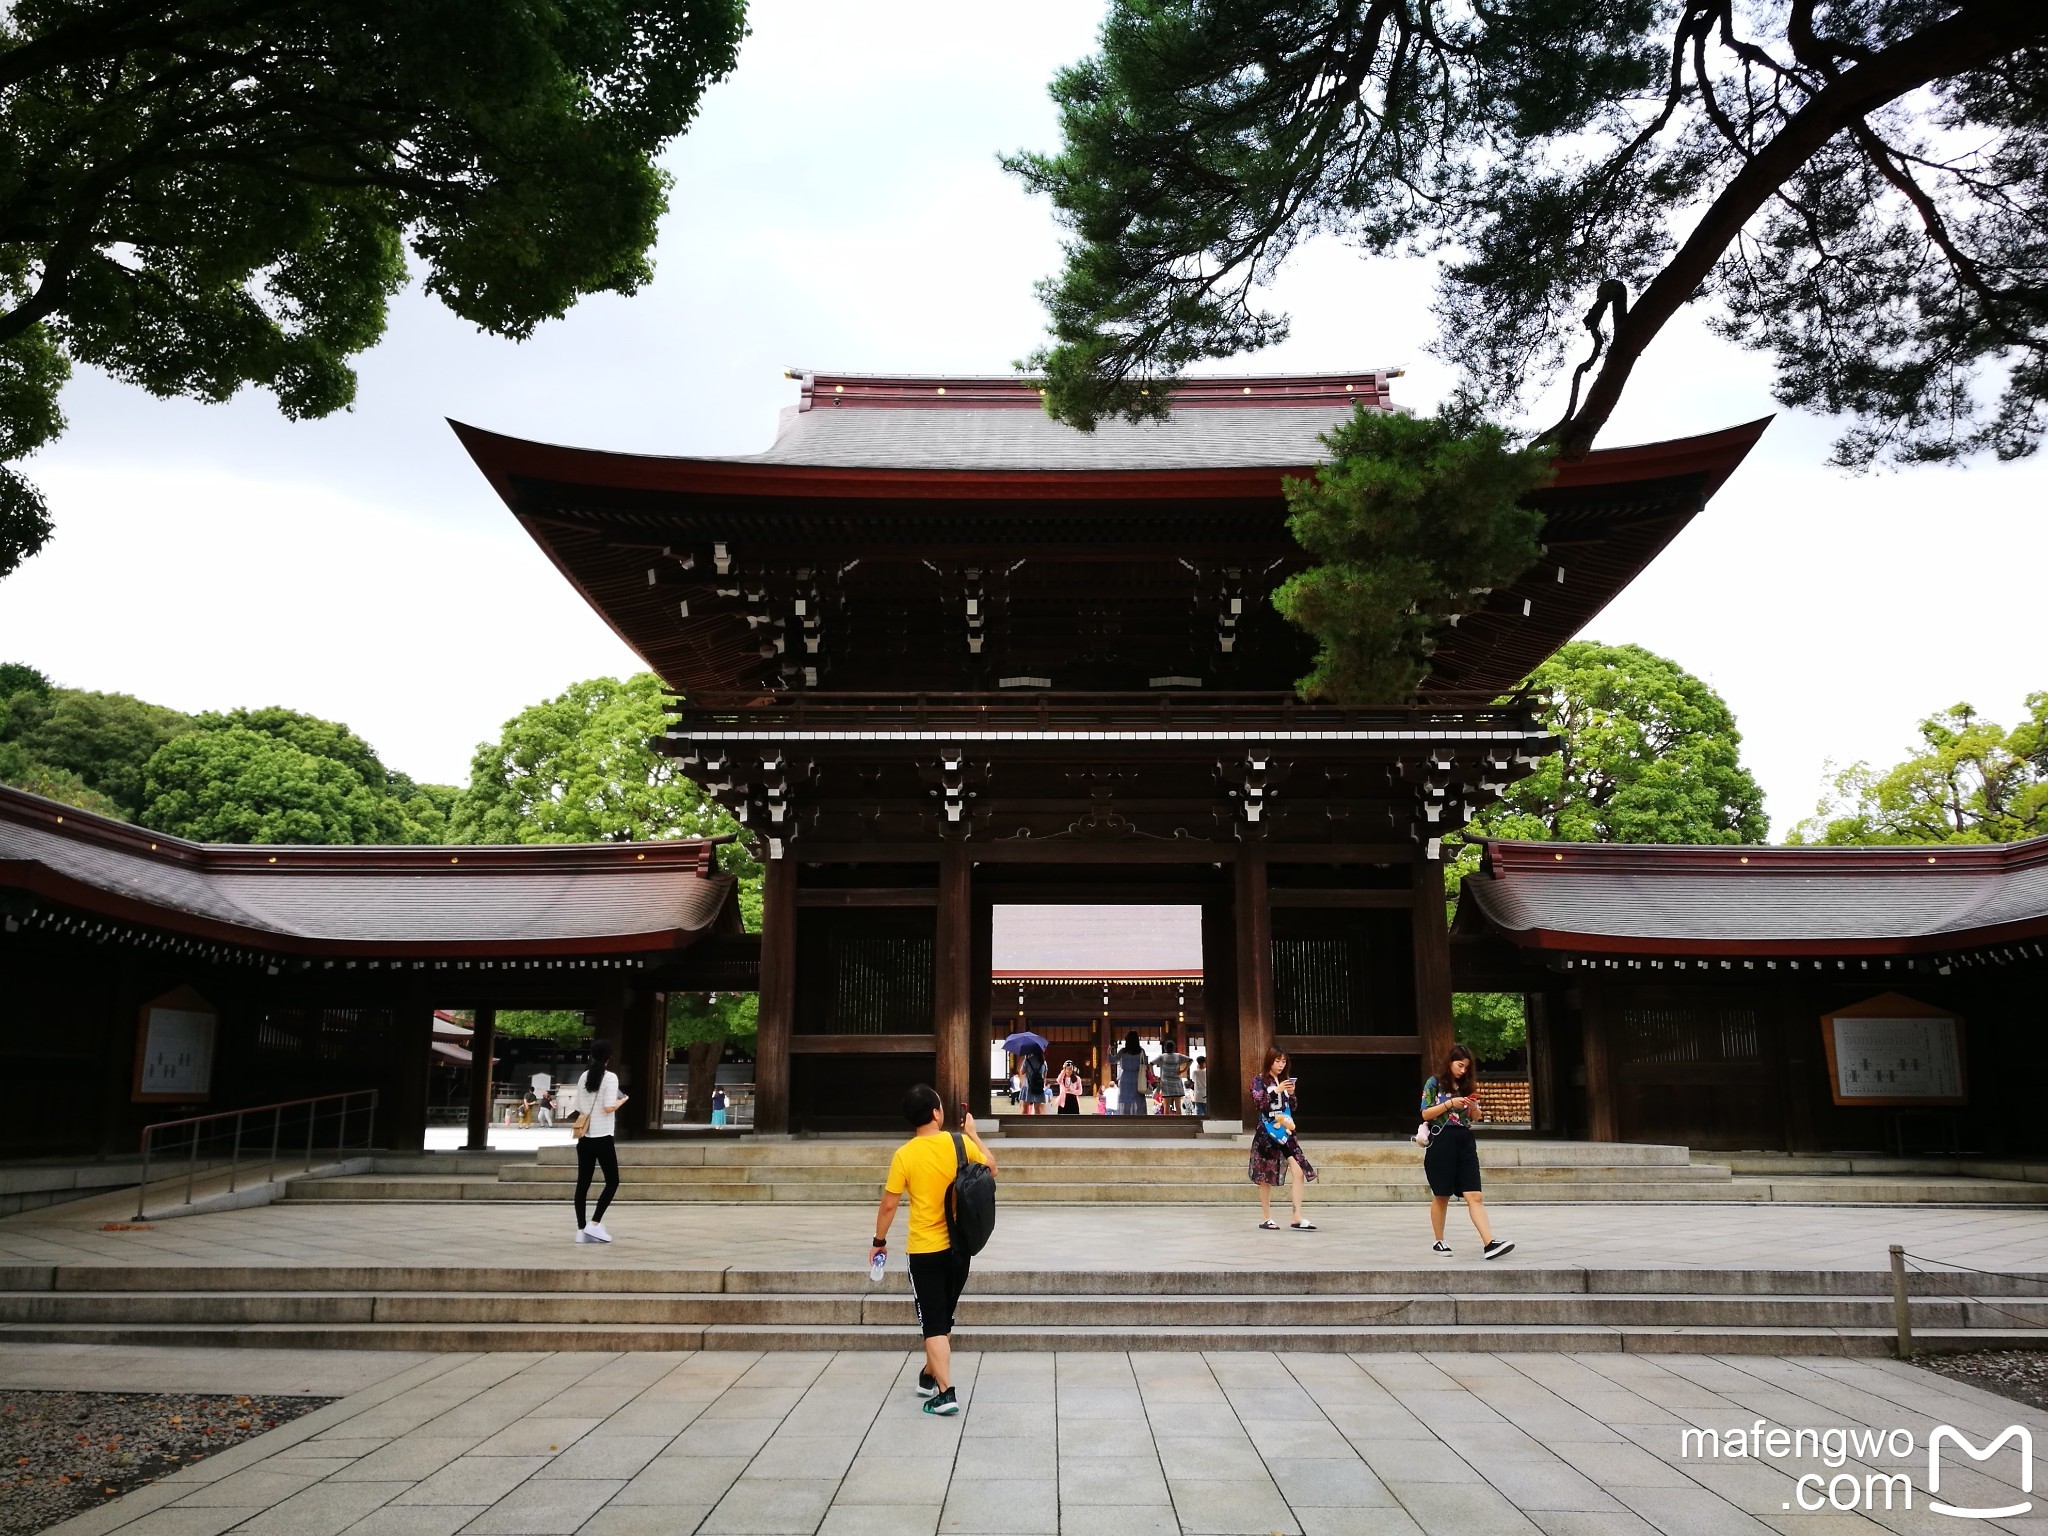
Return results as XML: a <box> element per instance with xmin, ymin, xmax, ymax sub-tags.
<box><xmin>1424</xmin><ymin>1122</ymin><xmax>1482</xmax><ymax>1197</ymax></box>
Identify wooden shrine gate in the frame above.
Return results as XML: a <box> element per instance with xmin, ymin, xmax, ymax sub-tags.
<box><xmin>456</xmin><ymin>368</ymin><xmax>1767</xmax><ymax>1134</ymax></box>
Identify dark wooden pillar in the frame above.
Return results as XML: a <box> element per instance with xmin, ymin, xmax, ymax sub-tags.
<box><xmin>465</xmin><ymin>1007</ymin><xmax>496</xmax><ymax>1151</ymax></box>
<box><xmin>755</xmin><ymin>855</ymin><xmax>796</xmax><ymax>1134</ymax></box>
<box><xmin>968</xmin><ymin>897</ymin><xmax>994</xmax><ymax>1120</ymax></box>
<box><xmin>1411</xmin><ymin>858</ymin><xmax>1455</xmax><ymax>1076</ymax></box>
<box><xmin>1526</xmin><ymin>992</ymin><xmax>1557</xmax><ymax>1135</ymax></box>
<box><xmin>620</xmin><ymin>985</ymin><xmax>666</xmax><ymax>1137</ymax></box>
<box><xmin>1580</xmin><ymin>981</ymin><xmax>1618</xmax><ymax>1142</ymax></box>
<box><xmin>1201</xmin><ymin>900</ymin><xmax>1241</xmax><ymax>1123</ymax></box>
<box><xmin>1233</xmin><ymin>844</ymin><xmax>1274</xmax><ymax>1128</ymax></box>
<box><xmin>934</xmin><ymin>840</ymin><xmax>973</xmax><ymax>1123</ymax></box>
<box><xmin>388</xmin><ymin>980</ymin><xmax>435</xmax><ymax>1152</ymax></box>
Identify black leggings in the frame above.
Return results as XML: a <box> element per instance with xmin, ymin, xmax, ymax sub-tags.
<box><xmin>575</xmin><ymin>1135</ymin><xmax>620</xmax><ymax>1227</ymax></box>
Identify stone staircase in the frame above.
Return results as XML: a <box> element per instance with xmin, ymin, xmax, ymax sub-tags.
<box><xmin>1</xmin><ymin>1262</ymin><xmax>2042</xmax><ymax>1356</ymax></box>
<box><xmin>282</xmin><ymin>1139</ymin><xmax>2048</xmax><ymax>1207</ymax></box>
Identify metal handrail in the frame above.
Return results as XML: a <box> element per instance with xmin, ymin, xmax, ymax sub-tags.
<box><xmin>135</xmin><ymin>1089</ymin><xmax>378</xmax><ymax>1219</ymax></box>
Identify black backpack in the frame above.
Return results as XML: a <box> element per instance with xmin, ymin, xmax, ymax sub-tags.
<box><xmin>1024</xmin><ymin>1056</ymin><xmax>1045</xmax><ymax>1094</ymax></box>
<box><xmin>944</xmin><ymin>1131</ymin><xmax>997</xmax><ymax>1257</ymax></box>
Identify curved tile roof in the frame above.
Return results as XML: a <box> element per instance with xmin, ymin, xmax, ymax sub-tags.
<box><xmin>0</xmin><ymin>787</ymin><xmax>734</xmax><ymax>955</ymax></box>
<box><xmin>1460</xmin><ymin>837</ymin><xmax>2048</xmax><ymax>954</ymax></box>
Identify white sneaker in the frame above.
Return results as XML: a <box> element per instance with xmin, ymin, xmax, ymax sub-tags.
<box><xmin>586</xmin><ymin>1223</ymin><xmax>613</xmax><ymax>1243</ymax></box>
<box><xmin>574</xmin><ymin>1228</ymin><xmax>599</xmax><ymax>1244</ymax></box>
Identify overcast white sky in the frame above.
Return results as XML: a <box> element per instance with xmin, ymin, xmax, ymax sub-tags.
<box><xmin>0</xmin><ymin>1</ymin><xmax>2037</xmax><ymax>834</ymax></box>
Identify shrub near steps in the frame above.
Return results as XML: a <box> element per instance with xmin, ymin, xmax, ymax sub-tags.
<box><xmin>282</xmin><ymin>1138</ymin><xmax>2048</xmax><ymax>1205</ymax></box>
<box><xmin>2</xmin><ymin>1263</ymin><xmax>2046</xmax><ymax>1356</ymax></box>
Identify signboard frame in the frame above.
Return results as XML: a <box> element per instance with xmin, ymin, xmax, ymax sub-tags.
<box><xmin>1820</xmin><ymin>991</ymin><xmax>1966</xmax><ymax>1108</ymax></box>
<box><xmin>131</xmin><ymin>986</ymin><xmax>219</xmax><ymax>1104</ymax></box>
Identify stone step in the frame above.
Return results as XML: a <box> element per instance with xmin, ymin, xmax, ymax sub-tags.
<box><xmin>285</xmin><ymin>1173</ymin><xmax>2048</xmax><ymax>1205</ymax></box>
<box><xmin>520</xmin><ymin>1141</ymin><xmax>1700</xmax><ymax>1169</ymax></box>
<box><xmin>15</xmin><ymin>1261</ymin><xmax>2048</xmax><ymax>1297</ymax></box>
<box><xmin>3</xmin><ymin>1289</ymin><xmax>2040</xmax><ymax>1330</ymax></box>
<box><xmin>0</xmin><ymin>1317</ymin><xmax>2038</xmax><ymax>1356</ymax></box>
<box><xmin>491</xmin><ymin>1160</ymin><xmax>1735</xmax><ymax>1186</ymax></box>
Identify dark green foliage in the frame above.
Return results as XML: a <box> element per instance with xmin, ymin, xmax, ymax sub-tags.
<box><xmin>451</xmin><ymin>671</ymin><xmax>761</xmax><ymax>896</ymax></box>
<box><xmin>0</xmin><ymin>0</ymin><xmax>748</xmax><ymax>577</ymax></box>
<box><xmin>0</xmin><ymin>661</ymin><xmax>50</xmax><ymax>699</ymax></box>
<box><xmin>1272</xmin><ymin>408</ymin><xmax>1552</xmax><ymax>703</ymax></box>
<box><xmin>1449</xmin><ymin>641</ymin><xmax>1770</xmax><ymax>893</ymax></box>
<box><xmin>496</xmin><ymin>1011</ymin><xmax>590</xmax><ymax>1043</ymax></box>
<box><xmin>1452</xmin><ymin>994</ymin><xmax>1527</xmax><ymax>1063</ymax></box>
<box><xmin>3</xmin><ymin>687</ymin><xmax>194</xmax><ymax>816</ymax></box>
<box><xmin>1010</xmin><ymin>0</ymin><xmax>2048</xmax><ymax>464</ymax></box>
<box><xmin>1791</xmin><ymin>694</ymin><xmax>2048</xmax><ymax>844</ymax></box>
<box><xmin>140</xmin><ymin>726</ymin><xmax>402</xmax><ymax>844</ymax></box>
<box><xmin>136</xmin><ymin>705</ymin><xmax>457</xmax><ymax>844</ymax></box>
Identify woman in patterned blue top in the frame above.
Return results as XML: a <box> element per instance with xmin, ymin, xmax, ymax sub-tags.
<box><xmin>1420</xmin><ymin>1043</ymin><xmax>1513</xmax><ymax>1260</ymax></box>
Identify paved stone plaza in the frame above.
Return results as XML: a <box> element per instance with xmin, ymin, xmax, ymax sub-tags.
<box><xmin>12</xmin><ymin>1342</ymin><xmax>2045</xmax><ymax>1536</ymax></box>
<box><xmin>0</xmin><ymin>1197</ymin><xmax>2043</xmax><ymax>1533</ymax></box>
<box><xmin>4</xmin><ymin>1198</ymin><xmax>2047</xmax><ymax>1277</ymax></box>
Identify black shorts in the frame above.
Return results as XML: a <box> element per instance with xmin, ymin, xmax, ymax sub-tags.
<box><xmin>907</xmin><ymin>1249</ymin><xmax>969</xmax><ymax>1339</ymax></box>
<box><xmin>1424</xmin><ymin>1123</ymin><xmax>1482</xmax><ymax>1197</ymax></box>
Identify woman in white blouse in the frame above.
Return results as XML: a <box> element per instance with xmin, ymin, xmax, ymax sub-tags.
<box><xmin>568</xmin><ymin>1040</ymin><xmax>628</xmax><ymax>1243</ymax></box>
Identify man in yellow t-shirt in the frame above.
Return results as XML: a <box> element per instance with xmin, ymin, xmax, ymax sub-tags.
<box><xmin>871</xmin><ymin>1083</ymin><xmax>996</xmax><ymax>1416</ymax></box>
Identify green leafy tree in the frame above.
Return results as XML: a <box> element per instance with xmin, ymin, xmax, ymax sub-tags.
<box><xmin>194</xmin><ymin>706</ymin><xmax>454</xmax><ymax>840</ymax></box>
<box><xmin>1273</xmin><ymin>407</ymin><xmax>1553</xmax><ymax>702</ymax></box>
<box><xmin>1452</xmin><ymin>993</ymin><xmax>1527</xmax><ymax>1064</ymax></box>
<box><xmin>135</xmin><ymin>706</ymin><xmax>455</xmax><ymax>844</ymax></box>
<box><xmin>3</xmin><ymin>687</ymin><xmax>193</xmax><ymax>816</ymax></box>
<box><xmin>2</xmin><ymin>760</ymin><xmax>122</xmax><ymax>817</ymax></box>
<box><xmin>0</xmin><ymin>0</ymin><xmax>747</xmax><ymax>579</ymax></box>
<box><xmin>1790</xmin><ymin>695</ymin><xmax>2048</xmax><ymax>845</ymax></box>
<box><xmin>1007</xmin><ymin>2</ymin><xmax>2048</xmax><ymax>466</ymax></box>
<box><xmin>452</xmin><ymin>672</ymin><xmax>753</xmax><ymax>862</ymax></box>
<box><xmin>139</xmin><ymin>725</ymin><xmax>407</xmax><ymax>844</ymax></box>
<box><xmin>496</xmin><ymin>1011</ymin><xmax>590</xmax><ymax>1044</ymax></box>
<box><xmin>0</xmin><ymin>661</ymin><xmax>50</xmax><ymax>699</ymax></box>
<box><xmin>670</xmin><ymin>992</ymin><xmax>757</xmax><ymax>1122</ymax></box>
<box><xmin>1451</xmin><ymin>641</ymin><xmax>1768</xmax><ymax>889</ymax></box>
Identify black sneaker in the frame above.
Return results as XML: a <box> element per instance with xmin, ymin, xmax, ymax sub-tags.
<box><xmin>1431</xmin><ymin>1240</ymin><xmax>1452</xmax><ymax>1257</ymax></box>
<box><xmin>916</xmin><ymin>1369</ymin><xmax>938</xmax><ymax>1398</ymax></box>
<box><xmin>921</xmin><ymin>1387</ymin><xmax>960</xmax><ymax>1416</ymax></box>
<box><xmin>1482</xmin><ymin>1239</ymin><xmax>1516</xmax><ymax>1261</ymax></box>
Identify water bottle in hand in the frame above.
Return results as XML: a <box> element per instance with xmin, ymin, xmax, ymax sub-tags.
<box><xmin>869</xmin><ymin>1246</ymin><xmax>886</xmax><ymax>1284</ymax></box>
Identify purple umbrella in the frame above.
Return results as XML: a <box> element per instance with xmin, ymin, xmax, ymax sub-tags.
<box><xmin>1001</xmin><ymin>1031</ymin><xmax>1049</xmax><ymax>1056</ymax></box>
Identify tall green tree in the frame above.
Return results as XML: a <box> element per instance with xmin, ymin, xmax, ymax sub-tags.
<box><xmin>1791</xmin><ymin>695</ymin><xmax>2048</xmax><ymax>845</ymax></box>
<box><xmin>1451</xmin><ymin>641</ymin><xmax>1769</xmax><ymax>888</ymax></box>
<box><xmin>2</xmin><ymin>685</ymin><xmax>192</xmax><ymax>816</ymax></box>
<box><xmin>670</xmin><ymin>991</ymin><xmax>757</xmax><ymax>1123</ymax></box>
<box><xmin>1008</xmin><ymin>2</ymin><xmax>2048</xmax><ymax>465</ymax></box>
<box><xmin>0</xmin><ymin>0</ymin><xmax>748</xmax><ymax>578</ymax></box>
<box><xmin>451</xmin><ymin>673</ymin><xmax>750</xmax><ymax>860</ymax></box>
<box><xmin>1273</xmin><ymin>406</ymin><xmax>1553</xmax><ymax>703</ymax></box>
<box><xmin>136</xmin><ymin>705</ymin><xmax>455</xmax><ymax>843</ymax></box>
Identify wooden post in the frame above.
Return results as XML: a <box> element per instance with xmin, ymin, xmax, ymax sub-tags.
<box><xmin>755</xmin><ymin>855</ymin><xmax>796</xmax><ymax>1134</ymax></box>
<box><xmin>1411</xmin><ymin>858</ymin><xmax>1455</xmax><ymax>1076</ymax></box>
<box><xmin>1890</xmin><ymin>1244</ymin><xmax>1914</xmax><ymax>1358</ymax></box>
<box><xmin>620</xmin><ymin>986</ymin><xmax>666</xmax><ymax>1137</ymax></box>
<box><xmin>1234</xmin><ymin>843</ymin><xmax>1274</xmax><ymax>1128</ymax></box>
<box><xmin>465</xmin><ymin>1007</ymin><xmax>496</xmax><ymax>1151</ymax></box>
<box><xmin>1526</xmin><ymin>992</ymin><xmax>1557</xmax><ymax>1136</ymax></box>
<box><xmin>1580</xmin><ymin>981</ymin><xmax>1619</xmax><ymax>1142</ymax></box>
<box><xmin>1201</xmin><ymin>900</ymin><xmax>1241</xmax><ymax>1124</ymax></box>
<box><xmin>934</xmin><ymin>840</ymin><xmax>973</xmax><ymax>1123</ymax></box>
<box><xmin>387</xmin><ymin>981</ymin><xmax>435</xmax><ymax>1152</ymax></box>
<box><xmin>968</xmin><ymin>897</ymin><xmax>994</xmax><ymax>1119</ymax></box>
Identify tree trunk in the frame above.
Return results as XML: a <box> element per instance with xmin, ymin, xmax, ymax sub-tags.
<box><xmin>684</xmin><ymin>1035</ymin><xmax>725</xmax><ymax>1123</ymax></box>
